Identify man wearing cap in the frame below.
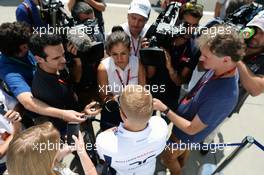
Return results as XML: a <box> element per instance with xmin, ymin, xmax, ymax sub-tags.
<box><xmin>120</xmin><ymin>0</ymin><xmax>151</xmax><ymax>57</ymax></box>
<box><xmin>235</xmin><ymin>10</ymin><xmax>264</xmax><ymax>113</ymax></box>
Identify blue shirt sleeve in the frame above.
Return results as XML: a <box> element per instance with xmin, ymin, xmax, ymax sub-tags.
<box><xmin>4</xmin><ymin>72</ymin><xmax>31</xmax><ymax>98</ymax></box>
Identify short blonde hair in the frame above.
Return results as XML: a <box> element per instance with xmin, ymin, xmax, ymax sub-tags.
<box><xmin>119</xmin><ymin>85</ymin><xmax>153</xmax><ymax>123</ymax></box>
<box><xmin>7</xmin><ymin>122</ymin><xmax>60</xmax><ymax>175</ymax></box>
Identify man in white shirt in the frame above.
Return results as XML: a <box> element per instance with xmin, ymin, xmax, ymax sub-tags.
<box><xmin>120</xmin><ymin>0</ymin><xmax>151</xmax><ymax>57</ymax></box>
<box><xmin>96</xmin><ymin>85</ymin><xmax>168</xmax><ymax>175</ymax></box>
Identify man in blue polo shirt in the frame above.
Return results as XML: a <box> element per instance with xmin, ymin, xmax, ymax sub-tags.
<box><xmin>153</xmin><ymin>25</ymin><xmax>245</xmax><ymax>175</ymax></box>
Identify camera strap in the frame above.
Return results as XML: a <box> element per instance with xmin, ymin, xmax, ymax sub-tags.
<box><xmin>115</xmin><ymin>69</ymin><xmax>130</xmax><ymax>87</ymax></box>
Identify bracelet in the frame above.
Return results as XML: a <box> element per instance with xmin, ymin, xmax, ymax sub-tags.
<box><xmin>61</xmin><ymin>111</ymin><xmax>65</xmax><ymax>121</ymax></box>
<box><xmin>161</xmin><ymin>107</ymin><xmax>170</xmax><ymax>116</ymax></box>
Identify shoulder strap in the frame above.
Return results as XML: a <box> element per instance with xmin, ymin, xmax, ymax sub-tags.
<box><xmin>22</xmin><ymin>2</ymin><xmax>35</xmax><ymax>26</ymax></box>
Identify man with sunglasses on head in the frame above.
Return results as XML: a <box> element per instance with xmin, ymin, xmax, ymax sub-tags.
<box><xmin>96</xmin><ymin>85</ymin><xmax>168</xmax><ymax>175</ymax></box>
<box><xmin>154</xmin><ymin>25</ymin><xmax>245</xmax><ymax>175</ymax></box>
<box><xmin>235</xmin><ymin>10</ymin><xmax>264</xmax><ymax>111</ymax></box>
<box><xmin>145</xmin><ymin>1</ymin><xmax>203</xmax><ymax>114</ymax></box>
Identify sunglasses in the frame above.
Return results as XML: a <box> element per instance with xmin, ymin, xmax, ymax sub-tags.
<box><xmin>184</xmin><ymin>2</ymin><xmax>204</xmax><ymax>14</ymax></box>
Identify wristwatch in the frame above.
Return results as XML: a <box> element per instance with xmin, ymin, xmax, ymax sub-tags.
<box><xmin>161</xmin><ymin>107</ymin><xmax>170</xmax><ymax>116</ymax></box>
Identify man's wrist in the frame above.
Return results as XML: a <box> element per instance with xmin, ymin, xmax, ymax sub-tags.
<box><xmin>161</xmin><ymin>106</ymin><xmax>170</xmax><ymax>116</ymax></box>
<box><xmin>168</xmin><ymin>68</ymin><xmax>177</xmax><ymax>77</ymax></box>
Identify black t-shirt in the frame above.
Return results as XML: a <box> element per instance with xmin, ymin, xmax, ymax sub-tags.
<box><xmin>148</xmin><ymin>38</ymin><xmax>199</xmax><ymax>110</ymax></box>
<box><xmin>31</xmin><ymin>67</ymin><xmax>80</xmax><ymax>133</ymax></box>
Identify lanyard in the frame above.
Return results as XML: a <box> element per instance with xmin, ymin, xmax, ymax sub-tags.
<box><xmin>181</xmin><ymin>67</ymin><xmax>237</xmax><ymax>104</ymax></box>
<box><xmin>115</xmin><ymin>69</ymin><xmax>130</xmax><ymax>87</ymax></box>
<box><xmin>131</xmin><ymin>36</ymin><xmax>141</xmax><ymax>56</ymax></box>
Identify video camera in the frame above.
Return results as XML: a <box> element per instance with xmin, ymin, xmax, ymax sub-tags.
<box><xmin>40</xmin><ymin>0</ymin><xmax>104</xmax><ymax>64</ymax></box>
<box><xmin>140</xmin><ymin>2</ymin><xmax>183</xmax><ymax>67</ymax></box>
<box><xmin>41</xmin><ymin>0</ymin><xmax>74</xmax><ymax>27</ymax></box>
<box><xmin>225</xmin><ymin>2</ymin><xmax>263</xmax><ymax>28</ymax></box>
<box><xmin>204</xmin><ymin>2</ymin><xmax>264</xmax><ymax>38</ymax></box>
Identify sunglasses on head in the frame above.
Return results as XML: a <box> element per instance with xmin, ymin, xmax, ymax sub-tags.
<box><xmin>184</xmin><ymin>2</ymin><xmax>204</xmax><ymax>14</ymax></box>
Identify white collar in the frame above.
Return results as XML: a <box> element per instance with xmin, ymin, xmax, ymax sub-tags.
<box><xmin>117</xmin><ymin>122</ymin><xmax>151</xmax><ymax>142</ymax></box>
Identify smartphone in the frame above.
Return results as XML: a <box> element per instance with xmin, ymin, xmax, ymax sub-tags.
<box><xmin>67</xmin><ymin>122</ymin><xmax>80</xmax><ymax>146</ymax></box>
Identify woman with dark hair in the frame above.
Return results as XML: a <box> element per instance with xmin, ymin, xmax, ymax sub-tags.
<box><xmin>97</xmin><ymin>31</ymin><xmax>146</xmax><ymax>131</ymax></box>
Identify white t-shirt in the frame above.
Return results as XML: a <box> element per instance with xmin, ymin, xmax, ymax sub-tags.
<box><xmin>101</xmin><ymin>55</ymin><xmax>139</xmax><ymax>96</ymax></box>
<box><xmin>96</xmin><ymin>116</ymin><xmax>168</xmax><ymax>175</ymax></box>
<box><xmin>0</xmin><ymin>89</ymin><xmax>17</xmax><ymax>164</ymax></box>
<box><xmin>121</xmin><ymin>23</ymin><xmax>150</xmax><ymax>57</ymax></box>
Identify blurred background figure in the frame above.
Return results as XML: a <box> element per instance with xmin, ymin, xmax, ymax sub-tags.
<box><xmin>214</xmin><ymin>0</ymin><xmax>254</xmax><ymax>20</ymax></box>
<box><xmin>16</xmin><ymin>0</ymin><xmax>46</xmax><ymax>29</ymax></box>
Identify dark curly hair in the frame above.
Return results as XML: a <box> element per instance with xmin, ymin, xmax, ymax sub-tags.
<box><xmin>0</xmin><ymin>22</ymin><xmax>31</xmax><ymax>57</ymax></box>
